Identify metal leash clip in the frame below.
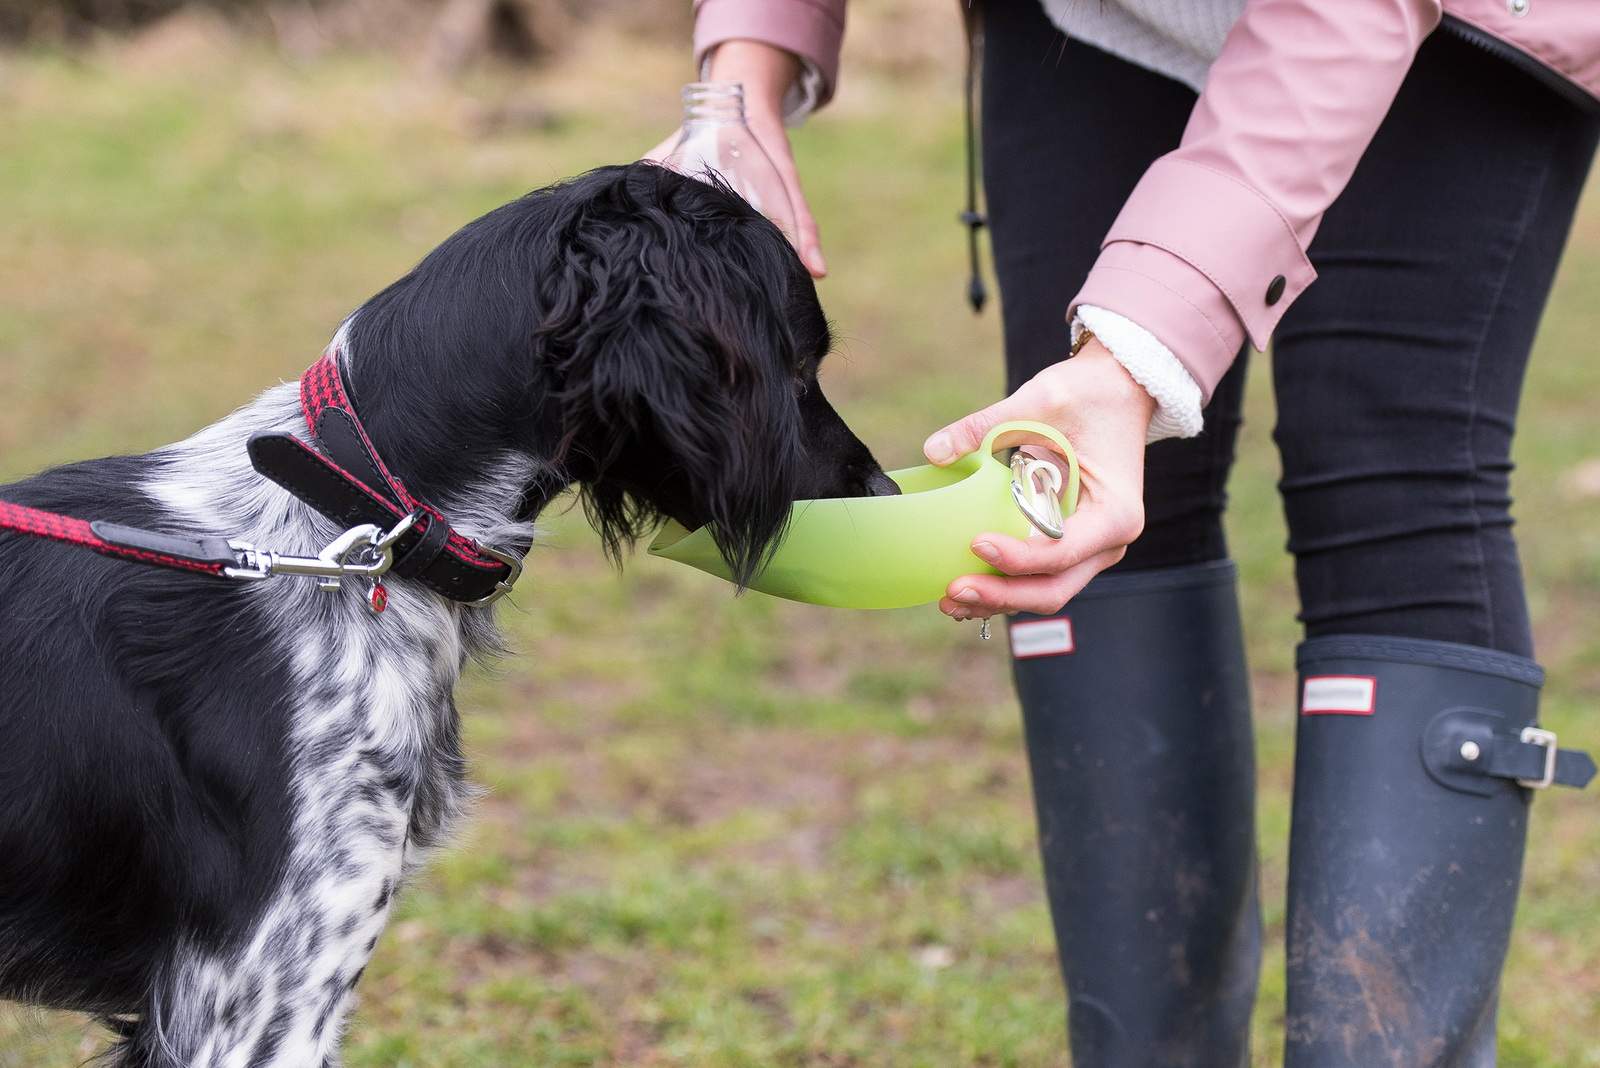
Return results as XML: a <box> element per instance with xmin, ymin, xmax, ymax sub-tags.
<box><xmin>1010</xmin><ymin>451</ymin><xmax>1066</xmax><ymax>540</ymax></box>
<box><xmin>977</xmin><ymin>451</ymin><xmax>1071</xmax><ymax>642</ymax></box>
<box><xmin>223</xmin><ymin>511</ymin><xmax>420</xmax><ymax>596</ymax></box>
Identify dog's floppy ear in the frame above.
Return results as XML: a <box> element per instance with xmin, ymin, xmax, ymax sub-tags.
<box><xmin>539</xmin><ymin>165</ymin><xmax>808</xmax><ymax>586</ymax></box>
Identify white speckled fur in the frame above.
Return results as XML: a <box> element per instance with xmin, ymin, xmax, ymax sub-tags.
<box><xmin>138</xmin><ymin>335</ymin><xmax>535</xmax><ymax>1067</ymax></box>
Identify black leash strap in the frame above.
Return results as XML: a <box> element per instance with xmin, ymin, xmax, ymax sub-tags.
<box><xmin>0</xmin><ymin>498</ymin><xmax>237</xmax><ymax>576</ymax></box>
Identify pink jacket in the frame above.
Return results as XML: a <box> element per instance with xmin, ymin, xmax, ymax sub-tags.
<box><xmin>693</xmin><ymin>0</ymin><xmax>1600</xmax><ymax>401</ymax></box>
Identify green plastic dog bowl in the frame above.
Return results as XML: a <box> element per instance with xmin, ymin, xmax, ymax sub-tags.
<box><xmin>647</xmin><ymin>420</ymin><xmax>1079</xmax><ymax>609</ymax></box>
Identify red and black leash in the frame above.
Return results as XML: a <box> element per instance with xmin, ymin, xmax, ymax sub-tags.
<box><xmin>0</xmin><ymin>349</ymin><xmax>522</xmax><ymax>607</ymax></box>
<box><xmin>0</xmin><ymin>500</ymin><xmax>237</xmax><ymax>576</ymax></box>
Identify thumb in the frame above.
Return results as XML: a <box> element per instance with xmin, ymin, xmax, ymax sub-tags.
<box><xmin>922</xmin><ymin>395</ymin><xmax>1028</xmax><ymax>467</ymax></box>
<box><xmin>642</xmin><ymin>131</ymin><xmax>680</xmax><ymax>165</ymax></box>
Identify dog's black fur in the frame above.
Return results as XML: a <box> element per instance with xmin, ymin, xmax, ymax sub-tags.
<box><xmin>0</xmin><ymin>163</ymin><xmax>894</xmax><ymax>1064</ymax></box>
<box><xmin>350</xmin><ymin>161</ymin><xmax>895</xmax><ymax>581</ymax></box>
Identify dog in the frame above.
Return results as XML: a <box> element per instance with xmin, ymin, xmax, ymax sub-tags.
<box><xmin>0</xmin><ymin>162</ymin><xmax>896</xmax><ymax>1066</ymax></box>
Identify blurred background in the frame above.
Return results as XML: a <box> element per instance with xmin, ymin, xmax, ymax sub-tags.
<box><xmin>1</xmin><ymin>2</ymin><xmax>1597</xmax><ymax>1064</ymax></box>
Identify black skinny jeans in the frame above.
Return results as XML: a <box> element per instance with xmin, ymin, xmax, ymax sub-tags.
<box><xmin>982</xmin><ymin>1</ymin><xmax>1599</xmax><ymax>657</ymax></box>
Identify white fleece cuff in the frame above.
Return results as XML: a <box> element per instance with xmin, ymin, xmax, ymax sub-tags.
<box><xmin>697</xmin><ymin>53</ymin><xmax>825</xmax><ymax>126</ymax></box>
<box><xmin>781</xmin><ymin>60</ymin><xmax>825</xmax><ymax>125</ymax></box>
<box><xmin>1074</xmin><ymin>305</ymin><xmax>1205</xmax><ymax>443</ymax></box>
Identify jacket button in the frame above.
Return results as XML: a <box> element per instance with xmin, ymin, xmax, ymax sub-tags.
<box><xmin>1265</xmin><ymin>275</ymin><xmax>1286</xmax><ymax>305</ymax></box>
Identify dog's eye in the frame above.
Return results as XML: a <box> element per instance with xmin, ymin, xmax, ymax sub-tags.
<box><xmin>794</xmin><ymin>380</ymin><xmax>810</xmax><ymax>399</ymax></box>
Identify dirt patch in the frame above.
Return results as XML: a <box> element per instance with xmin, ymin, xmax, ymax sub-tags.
<box><xmin>1532</xmin><ymin>587</ymin><xmax>1600</xmax><ymax>692</ymax></box>
<box><xmin>478</xmin><ymin>707</ymin><xmax>1030</xmax><ymax>878</ymax></box>
<box><xmin>970</xmin><ymin>873</ymin><xmax>1040</xmax><ymax>913</ymax></box>
<box><xmin>1252</xmin><ymin>670</ymin><xmax>1298</xmax><ymax>716</ymax></box>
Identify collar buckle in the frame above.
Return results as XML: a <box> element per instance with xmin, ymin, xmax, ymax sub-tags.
<box><xmin>466</xmin><ymin>542</ymin><xmax>524</xmax><ymax>607</ymax></box>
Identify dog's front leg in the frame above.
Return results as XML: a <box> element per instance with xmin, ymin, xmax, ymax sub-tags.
<box><xmin>131</xmin><ymin>812</ymin><xmax>410</xmax><ymax>1067</ymax></box>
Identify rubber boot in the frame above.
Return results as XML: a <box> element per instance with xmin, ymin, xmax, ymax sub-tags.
<box><xmin>1286</xmin><ymin>635</ymin><xmax>1595</xmax><ymax>1066</ymax></box>
<box><xmin>1010</xmin><ymin>561</ymin><xmax>1261</xmax><ymax>1068</ymax></box>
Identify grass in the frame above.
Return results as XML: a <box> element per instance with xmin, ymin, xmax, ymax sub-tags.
<box><xmin>2</xmin><ymin>23</ymin><xmax>1598</xmax><ymax>1067</ymax></box>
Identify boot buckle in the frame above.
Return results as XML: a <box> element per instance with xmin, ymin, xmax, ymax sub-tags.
<box><xmin>1517</xmin><ymin>726</ymin><xmax>1558</xmax><ymax>790</ymax></box>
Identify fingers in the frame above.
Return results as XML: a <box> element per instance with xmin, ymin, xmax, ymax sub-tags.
<box><xmin>939</xmin><ymin>546</ymin><xmax>1124</xmax><ymax>618</ymax></box>
<box><xmin>920</xmin><ymin>378</ymin><xmax>1074</xmax><ymax>467</ymax></box>
<box><xmin>922</xmin><ymin>395</ymin><xmax>1021</xmax><ymax>466</ymax></box>
<box><xmin>940</xmin><ymin>501</ymin><xmax>1140</xmax><ymax>619</ymax></box>
<box><xmin>920</xmin><ymin>354</ymin><xmax>1155</xmax><ymax>624</ymax></box>
<box><xmin>780</xmin><ymin>168</ymin><xmax>825</xmax><ymax>278</ymax></box>
<box><xmin>759</xmin><ymin>130</ymin><xmax>826</xmax><ymax>277</ymax></box>
<box><xmin>791</xmin><ymin>195</ymin><xmax>827</xmax><ymax>278</ymax></box>
<box><xmin>970</xmin><ymin>502</ymin><xmax>1141</xmax><ymax>580</ymax></box>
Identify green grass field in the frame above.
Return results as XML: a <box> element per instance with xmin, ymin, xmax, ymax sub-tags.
<box><xmin>1</xmin><ymin>24</ymin><xmax>1597</xmax><ymax>1067</ymax></box>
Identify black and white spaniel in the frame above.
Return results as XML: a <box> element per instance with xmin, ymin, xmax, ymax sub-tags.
<box><xmin>0</xmin><ymin>163</ymin><xmax>894</xmax><ymax>1066</ymax></box>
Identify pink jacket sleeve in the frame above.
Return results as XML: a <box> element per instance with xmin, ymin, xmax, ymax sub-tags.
<box><xmin>693</xmin><ymin>0</ymin><xmax>848</xmax><ymax>112</ymax></box>
<box><xmin>1070</xmin><ymin>0</ymin><xmax>1443</xmax><ymax>402</ymax></box>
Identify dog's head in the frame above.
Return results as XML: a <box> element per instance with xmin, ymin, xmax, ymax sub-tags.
<box><xmin>349</xmin><ymin>163</ymin><xmax>895</xmax><ymax>586</ymax></box>
<box><xmin>537</xmin><ymin>165</ymin><xmax>901</xmax><ymax>583</ymax></box>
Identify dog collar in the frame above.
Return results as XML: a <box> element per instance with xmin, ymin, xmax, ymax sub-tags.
<box><xmin>246</xmin><ymin>349</ymin><xmax>523</xmax><ymax>607</ymax></box>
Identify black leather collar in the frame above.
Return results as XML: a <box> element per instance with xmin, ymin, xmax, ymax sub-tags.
<box><xmin>247</xmin><ymin>349</ymin><xmax>522</xmax><ymax>606</ymax></box>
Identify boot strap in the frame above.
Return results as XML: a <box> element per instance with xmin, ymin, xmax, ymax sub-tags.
<box><xmin>1423</xmin><ymin>708</ymin><xmax>1596</xmax><ymax>795</ymax></box>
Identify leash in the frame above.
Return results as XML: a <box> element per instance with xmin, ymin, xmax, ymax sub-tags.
<box><xmin>0</xmin><ymin>349</ymin><xmax>523</xmax><ymax>614</ymax></box>
<box><xmin>0</xmin><ymin>500</ymin><xmax>241</xmax><ymax>577</ymax></box>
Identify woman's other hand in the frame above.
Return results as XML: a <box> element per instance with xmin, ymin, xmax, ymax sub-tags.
<box><xmin>645</xmin><ymin>40</ymin><xmax>826</xmax><ymax>278</ymax></box>
<box><xmin>922</xmin><ymin>339</ymin><xmax>1156</xmax><ymax>619</ymax></box>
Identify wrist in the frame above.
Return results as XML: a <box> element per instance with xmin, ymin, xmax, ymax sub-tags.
<box><xmin>705</xmin><ymin>40</ymin><xmax>800</xmax><ymax>117</ymax></box>
<box><xmin>1071</xmin><ymin>341</ymin><xmax>1159</xmax><ymax>426</ymax></box>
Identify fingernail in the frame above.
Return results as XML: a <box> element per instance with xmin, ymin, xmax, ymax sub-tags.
<box><xmin>810</xmin><ymin>251</ymin><xmax>828</xmax><ymax>275</ymax></box>
<box><xmin>924</xmin><ymin>432</ymin><xmax>955</xmax><ymax>464</ymax></box>
<box><xmin>972</xmin><ymin>540</ymin><xmax>998</xmax><ymax>564</ymax></box>
<box><xmin>950</xmin><ymin>609</ymin><xmax>970</xmax><ymax>621</ymax></box>
<box><xmin>953</xmin><ymin>587</ymin><xmax>980</xmax><ymax>605</ymax></box>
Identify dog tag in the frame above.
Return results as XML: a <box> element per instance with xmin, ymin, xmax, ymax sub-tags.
<box><xmin>368</xmin><ymin>581</ymin><xmax>388</xmax><ymax>615</ymax></box>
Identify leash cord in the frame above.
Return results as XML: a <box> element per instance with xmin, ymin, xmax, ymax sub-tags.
<box><xmin>960</xmin><ymin>0</ymin><xmax>987</xmax><ymax>315</ymax></box>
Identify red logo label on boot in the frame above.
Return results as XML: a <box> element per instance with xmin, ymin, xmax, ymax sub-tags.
<box><xmin>1301</xmin><ymin>675</ymin><xmax>1377</xmax><ymax>716</ymax></box>
<box><xmin>1009</xmin><ymin>617</ymin><xmax>1074</xmax><ymax>659</ymax></box>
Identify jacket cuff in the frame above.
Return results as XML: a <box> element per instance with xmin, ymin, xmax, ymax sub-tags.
<box><xmin>699</xmin><ymin>50</ymin><xmax>827</xmax><ymax>125</ymax></box>
<box><xmin>693</xmin><ymin>0</ymin><xmax>845</xmax><ymax>118</ymax></box>
<box><xmin>1070</xmin><ymin>241</ymin><xmax>1245</xmax><ymax>403</ymax></box>
<box><xmin>1094</xmin><ymin>157</ymin><xmax>1317</xmax><ymax>371</ymax></box>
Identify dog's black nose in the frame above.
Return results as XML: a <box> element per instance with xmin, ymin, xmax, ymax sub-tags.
<box><xmin>861</xmin><ymin>469</ymin><xmax>901</xmax><ymax>497</ymax></box>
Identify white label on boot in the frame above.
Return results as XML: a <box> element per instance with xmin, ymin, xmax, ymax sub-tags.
<box><xmin>1009</xmin><ymin>617</ymin><xmax>1074</xmax><ymax>658</ymax></box>
<box><xmin>1301</xmin><ymin>675</ymin><xmax>1377</xmax><ymax>715</ymax></box>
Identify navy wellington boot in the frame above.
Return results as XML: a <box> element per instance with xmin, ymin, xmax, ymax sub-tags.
<box><xmin>1009</xmin><ymin>561</ymin><xmax>1261</xmax><ymax>1067</ymax></box>
<box><xmin>1286</xmin><ymin>635</ymin><xmax>1595</xmax><ymax>1067</ymax></box>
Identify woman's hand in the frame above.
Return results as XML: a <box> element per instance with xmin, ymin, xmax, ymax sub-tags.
<box><xmin>644</xmin><ymin>40</ymin><xmax>827</xmax><ymax>278</ymax></box>
<box><xmin>922</xmin><ymin>340</ymin><xmax>1156</xmax><ymax>619</ymax></box>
